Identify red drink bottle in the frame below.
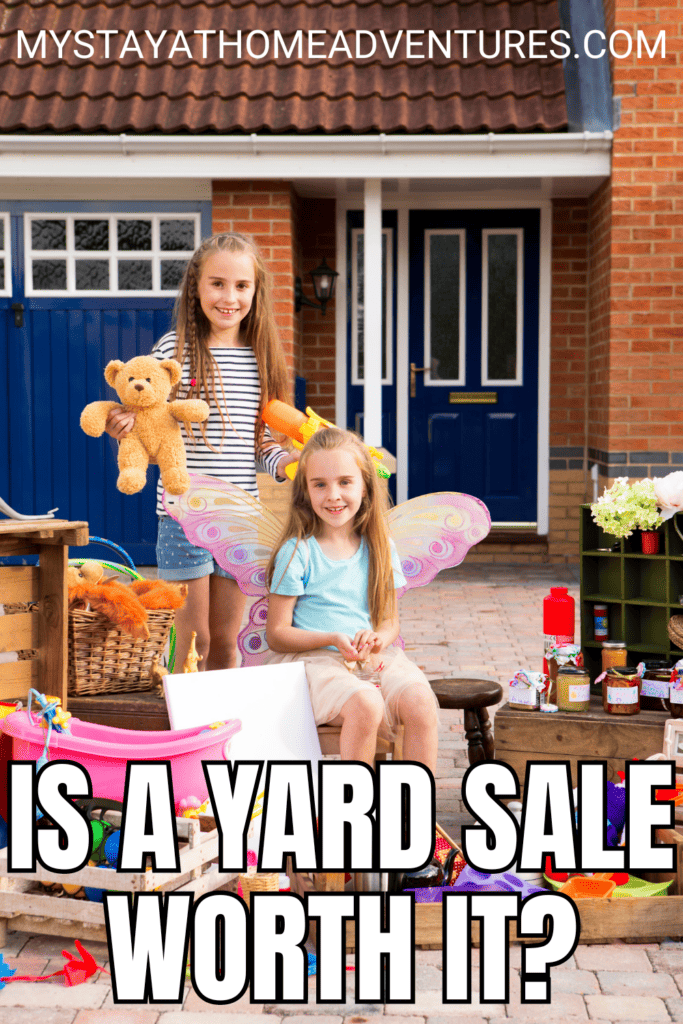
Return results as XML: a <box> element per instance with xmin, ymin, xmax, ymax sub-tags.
<box><xmin>543</xmin><ymin>586</ymin><xmax>575</xmax><ymax>674</ymax></box>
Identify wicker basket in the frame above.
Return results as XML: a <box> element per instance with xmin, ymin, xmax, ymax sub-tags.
<box><xmin>668</xmin><ymin>615</ymin><xmax>683</xmax><ymax>651</ymax></box>
<box><xmin>238</xmin><ymin>871</ymin><xmax>279</xmax><ymax>908</ymax></box>
<box><xmin>68</xmin><ymin>607</ymin><xmax>175</xmax><ymax>696</ymax></box>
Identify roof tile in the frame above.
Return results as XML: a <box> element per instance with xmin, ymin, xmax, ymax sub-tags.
<box><xmin>0</xmin><ymin>0</ymin><xmax>567</xmax><ymax>133</ymax></box>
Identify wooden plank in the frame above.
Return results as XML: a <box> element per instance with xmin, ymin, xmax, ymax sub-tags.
<box><xmin>500</xmin><ymin>750</ymin><xmax>627</xmax><ymax>790</ymax></box>
<box><xmin>26</xmin><ymin>527</ymin><xmax>89</xmax><ymax>547</ymax></box>
<box><xmin>0</xmin><ymin>659</ymin><xmax>37</xmax><ymax>700</ymax></box>
<box><xmin>37</xmin><ymin>544</ymin><xmax>68</xmax><ymax>708</ymax></box>
<box><xmin>0</xmin><ymin>567</ymin><xmax>40</xmax><ymax>604</ymax></box>
<box><xmin>3</xmin><ymin>915</ymin><xmax>107</xmax><ymax>943</ymax></box>
<box><xmin>0</xmin><ymin>520</ymin><xmax>88</xmax><ymax>538</ymax></box>
<box><xmin>0</xmin><ymin>889</ymin><xmax>105</xmax><ymax>926</ymax></box>
<box><xmin>0</xmin><ymin>611</ymin><xmax>38</xmax><ymax>652</ymax></box>
<box><xmin>0</xmin><ymin>540</ymin><xmax>40</xmax><ymax>557</ymax></box>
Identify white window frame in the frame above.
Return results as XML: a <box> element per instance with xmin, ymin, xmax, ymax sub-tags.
<box><xmin>481</xmin><ymin>228</ymin><xmax>524</xmax><ymax>387</ymax></box>
<box><xmin>351</xmin><ymin>226</ymin><xmax>393</xmax><ymax>386</ymax></box>
<box><xmin>423</xmin><ymin>229</ymin><xmax>466</xmax><ymax>388</ymax></box>
<box><xmin>24</xmin><ymin>212</ymin><xmax>201</xmax><ymax>297</ymax></box>
<box><xmin>0</xmin><ymin>213</ymin><xmax>10</xmax><ymax>295</ymax></box>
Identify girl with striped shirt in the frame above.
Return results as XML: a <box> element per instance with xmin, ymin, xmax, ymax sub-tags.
<box><xmin>106</xmin><ymin>232</ymin><xmax>297</xmax><ymax>671</ymax></box>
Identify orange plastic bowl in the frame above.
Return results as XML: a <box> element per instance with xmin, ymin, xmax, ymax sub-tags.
<box><xmin>655</xmin><ymin>779</ymin><xmax>683</xmax><ymax>807</ymax></box>
<box><xmin>559</xmin><ymin>877</ymin><xmax>616</xmax><ymax>899</ymax></box>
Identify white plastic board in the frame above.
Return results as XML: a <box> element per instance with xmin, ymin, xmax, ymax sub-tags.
<box><xmin>163</xmin><ymin>662</ymin><xmax>322</xmax><ymax>771</ymax></box>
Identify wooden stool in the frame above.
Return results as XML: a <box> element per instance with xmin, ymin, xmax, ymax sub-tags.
<box><xmin>429</xmin><ymin>677</ymin><xmax>502</xmax><ymax>766</ymax></box>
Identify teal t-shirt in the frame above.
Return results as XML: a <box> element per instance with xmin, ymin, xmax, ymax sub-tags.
<box><xmin>270</xmin><ymin>535</ymin><xmax>406</xmax><ymax>643</ymax></box>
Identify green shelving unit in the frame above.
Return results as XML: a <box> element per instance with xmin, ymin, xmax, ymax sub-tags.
<box><xmin>580</xmin><ymin>505</ymin><xmax>683</xmax><ymax>682</ymax></box>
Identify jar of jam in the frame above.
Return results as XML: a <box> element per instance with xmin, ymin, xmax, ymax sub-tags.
<box><xmin>601</xmin><ymin>642</ymin><xmax>627</xmax><ymax>675</ymax></box>
<box><xmin>640</xmin><ymin>661</ymin><xmax>672</xmax><ymax>712</ymax></box>
<box><xmin>546</xmin><ymin>644</ymin><xmax>582</xmax><ymax>704</ymax></box>
<box><xmin>603</xmin><ymin>666</ymin><xmax>641</xmax><ymax>715</ymax></box>
<box><xmin>556</xmin><ymin>665</ymin><xmax>591</xmax><ymax>712</ymax></box>
<box><xmin>508</xmin><ymin>670</ymin><xmax>545</xmax><ymax>712</ymax></box>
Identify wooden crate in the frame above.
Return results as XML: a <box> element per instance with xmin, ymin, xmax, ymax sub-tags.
<box><xmin>0</xmin><ymin>813</ymin><xmax>233</xmax><ymax>946</ymax></box>
<box><xmin>495</xmin><ymin>697</ymin><xmax>669</xmax><ymax>790</ymax></box>
<box><xmin>291</xmin><ymin>828</ymin><xmax>683</xmax><ymax>949</ymax></box>
<box><xmin>0</xmin><ymin>520</ymin><xmax>88</xmax><ymax>709</ymax></box>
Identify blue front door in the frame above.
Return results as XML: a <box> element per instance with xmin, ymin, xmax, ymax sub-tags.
<box><xmin>408</xmin><ymin>210</ymin><xmax>540</xmax><ymax>523</ymax></box>
<box><xmin>0</xmin><ymin>203</ymin><xmax>209</xmax><ymax>564</ymax></box>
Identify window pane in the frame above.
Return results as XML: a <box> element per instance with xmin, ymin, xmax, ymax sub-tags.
<box><xmin>161</xmin><ymin>259</ymin><xmax>188</xmax><ymax>290</ymax></box>
<box><xmin>160</xmin><ymin>220</ymin><xmax>195</xmax><ymax>251</ymax></box>
<box><xmin>33</xmin><ymin>259</ymin><xmax>67</xmax><ymax>289</ymax></box>
<box><xmin>75</xmin><ymin>219</ymin><xmax>109</xmax><ymax>251</ymax></box>
<box><xmin>76</xmin><ymin>259</ymin><xmax>109</xmax><ymax>290</ymax></box>
<box><xmin>487</xmin><ymin>234</ymin><xmax>518</xmax><ymax>380</ymax></box>
<box><xmin>117</xmin><ymin>220</ymin><xmax>152</xmax><ymax>251</ymax></box>
<box><xmin>428</xmin><ymin>234</ymin><xmax>461</xmax><ymax>380</ymax></box>
<box><xmin>118</xmin><ymin>260</ymin><xmax>152</xmax><ymax>290</ymax></box>
<box><xmin>0</xmin><ymin>222</ymin><xmax>4</xmax><ymax>249</ymax></box>
<box><xmin>32</xmin><ymin>219</ymin><xmax>66</xmax><ymax>250</ymax></box>
<box><xmin>356</xmin><ymin>233</ymin><xmax>387</xmax><ymax>381</ymax></box>
<box><xmin>0</xmin><ymin>258</ymin><xmax>4</xmax><ymax>283</ymax></box>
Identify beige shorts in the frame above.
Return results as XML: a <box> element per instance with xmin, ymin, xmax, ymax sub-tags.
<box><xmin>264</xmin><ymin>645</ymin><xmax>439</xmax><ymax>738</ymax></box>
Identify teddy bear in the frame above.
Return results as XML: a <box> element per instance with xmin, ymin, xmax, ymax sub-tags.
<box><xmin>80</xmin><ymin>355</ymin><xmax>209</xmax><ymax>496</ymax></box>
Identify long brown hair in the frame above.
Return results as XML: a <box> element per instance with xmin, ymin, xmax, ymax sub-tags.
<box><xmin>171</xmin><ymin>232</ymin><xmax>290</xmax><ymax>450</ymax></box>
<box><xmin>266</xmin><ymin>429</ymin><xmax>395</xmax><ymax>628</ymax></box>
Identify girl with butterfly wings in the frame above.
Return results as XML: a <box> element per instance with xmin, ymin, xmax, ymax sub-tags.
<box><xmin>104</xmin><ymin>233</ymin><xmax>298</xmax><ymax>672</ymax></box>
<box><xmin>163</xmin><ymin>428</ymin><xmax>491</xmax><ymax>771</ymax></box>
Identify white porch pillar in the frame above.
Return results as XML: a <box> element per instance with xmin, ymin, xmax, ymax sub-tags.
<box><xmin>363</xmin><ymin>178</ymin><xmax>383</xmax><ymax>446</ymax></box>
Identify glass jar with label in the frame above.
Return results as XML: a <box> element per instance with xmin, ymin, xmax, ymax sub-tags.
<box><xmin>556</xmin><ymin>665</ymin><xmax>591</xmax><ymax>712</ymax></box>
<box><xmin>669</xmin><ymin>662</ymin><xmax>683</xmax><ymax>719</ymax></box>
<box><xmin>546</xmin><ymin>644</ymin><xmax>583</xmax><ymax>704</ymax></box>
<box><xmin>640</xmin><ymin>661</ymin><xmax>672</xmax><ymax>712</ymax></box>
<box><xmin>603</xmin><ymin>666</ymin><xmax>641</xmax><ymax>716</ymax></box>
<box><xmin>601</xmin><ymin>642</ymin><xmax>627</xmax><ymax>675</ymax></box>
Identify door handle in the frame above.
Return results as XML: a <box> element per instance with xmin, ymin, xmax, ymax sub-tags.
<box><xmin>11</xmin><ymin>302</ymin><xmax>24</xmax><ymax>328</ymax></box>
<box><xmin>410</xmin><ymin>363</ymin><xmax>429</xmax><ymax>398</ymax></box>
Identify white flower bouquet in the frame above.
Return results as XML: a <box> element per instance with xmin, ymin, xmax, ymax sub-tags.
<box><xmin>590</xmin><ymin>477</ymin><xmax>664</xmax><ymax>539</ymax></box>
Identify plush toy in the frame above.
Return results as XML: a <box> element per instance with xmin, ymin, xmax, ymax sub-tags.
<box><xmin>128</xmin><ymin>579</ymin><xmax>188</xmax><ymax>610</ymax></box>
<box><xmin>66</xmin><ymin>566</ymin><xmax>150</xmax><ymax>640</ymax></box>
<box><xmin>80</xmin><ymin>356</ymin><xmax>210</xmax><ymax>496</ymax></box>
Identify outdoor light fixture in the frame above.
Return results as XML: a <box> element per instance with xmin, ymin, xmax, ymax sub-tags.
<box><xmin>295</xmin><ymin>258</ymin><xmax>338</xmax><ymax>316</ymax></box>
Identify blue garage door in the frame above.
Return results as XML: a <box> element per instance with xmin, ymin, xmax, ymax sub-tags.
<box><xmin>0</xmin><ymin>202</ymin><xmax>211</xmax><ymax>565</ymax></box>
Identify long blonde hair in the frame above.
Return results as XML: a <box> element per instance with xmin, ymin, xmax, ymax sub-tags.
<box><xmin>170</xmin><ymin>232</ymin><xmax>290</xmax><ymax>450</ymax></box>
<box><xmin>267</xmin><ymin>429</ymin><xmax>395</xmax><ymax>628</ymax></box>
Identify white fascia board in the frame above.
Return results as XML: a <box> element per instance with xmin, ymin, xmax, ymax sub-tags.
<box><xmin>0</xmin><ymin>132</ymin><xmax>612</xmax><ymax>180</ymax></box>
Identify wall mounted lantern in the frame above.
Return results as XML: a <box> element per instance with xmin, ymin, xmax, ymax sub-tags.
<box><xmin>295</xmin><ymin>259</ymin><xmax>338</xmax><ymax>316</ymax></box>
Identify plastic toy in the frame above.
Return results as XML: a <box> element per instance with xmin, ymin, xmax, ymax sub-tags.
<box><xmin>0</xmin><ymin>708</ymin><xmax>241</xmax><ymax>810</ymax></box>
<box><xmin>80</xmin><ymin>355</ymin><xmax>210</xmax><ymax>495</ymax></box>
<box><xmin>262</xmin><ymin>399</ymin><xmax>390</xmax><ymax>479</ymax></box>
<box><xmin>559</xmin><ymin>876</ymin><xmax>616</xmax><ymax>899</ymax></box>
<box><xmin>183</xmin><ymin>631</ymin><xmax>202</xmax><ymax>672</ymax></box>
<box><xmin>162</xmin><ymin>475</ymin><xmax>491</xmax><ymax>665</ymax></box>
<box><xmin>448</xmin><ymin>864</ymin><xmax>545</xmax><ymax>897</ymax></box>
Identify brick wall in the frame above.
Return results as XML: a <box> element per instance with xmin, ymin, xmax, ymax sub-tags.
<box><xmin>212</xmin><ymin>180</ymin><xmax>299</xmax><ymax>377</ymax></box>
<box><xmin>587</xmin><ymin>0</ymin><xmax>682</xmax><ymax>490</ymax></box>
<box><xmin>298</xmin><ymin>198</ymin><xmax>338</xmax><ymax>420</ymax></box>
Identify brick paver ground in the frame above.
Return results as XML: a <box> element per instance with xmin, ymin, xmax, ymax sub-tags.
<box><xmin>3</xmin><ymin>563</ymin><xmax>681</xmax><ymax>1023</ymax></box>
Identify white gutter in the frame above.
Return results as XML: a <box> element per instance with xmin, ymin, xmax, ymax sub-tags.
<box><xmin>0</xmin><ymin>132</ymin><xmax>612</xmax><ymax>179</ymax></box>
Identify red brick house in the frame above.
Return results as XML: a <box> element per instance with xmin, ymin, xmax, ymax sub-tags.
<box><xmin>0</xmin><ymin>1</ymin><xmax>677</xmax><ymax>564</ymax></box>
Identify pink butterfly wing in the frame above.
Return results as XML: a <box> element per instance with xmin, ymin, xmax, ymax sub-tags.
<box><xmin>388</xmin><ymin>492</ymin><xmax>491</xmax><ymax>597</ymax></box>
<box><xmin>162</xmin><ymin>475</ymin><xmax>282</xmax><ymax>597</ymax></box>
<box><xmin>237</xmin><ymin>596</ymin><xmax>270</xmax><ymax>666</ymax></box>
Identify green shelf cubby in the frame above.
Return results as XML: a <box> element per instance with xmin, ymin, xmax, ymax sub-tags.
<box><xmin>580</xmin><ymin>506</ymin><xmax>683</xmax><ymax>684</ymax></box>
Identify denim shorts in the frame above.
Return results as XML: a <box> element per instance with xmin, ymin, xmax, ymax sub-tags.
<box><xmin>156</xmin><ymin>515</ymin><xmax>235</xmax><ymax>582</ymax></box>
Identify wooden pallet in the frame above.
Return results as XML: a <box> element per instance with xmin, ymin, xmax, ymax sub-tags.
<box><xmin>0</xmin><ymin>813</ymin><xmax>234</xmax><ymax>946</ymax></box>
<box><xmin>290</xmin><ymin>827</ymin><xmax>683</xmax><ymax>949</ymax></box>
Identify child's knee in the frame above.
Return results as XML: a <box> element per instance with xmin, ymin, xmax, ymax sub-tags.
<box><xmin>344</xmin><ymin>687</ymin><xmax>385</xmax><ymax>726</ymax></box>
<box><xmin>398</xmin><ymin>685</ymin><xmax>439</xmax><ymax>726</ymax></box>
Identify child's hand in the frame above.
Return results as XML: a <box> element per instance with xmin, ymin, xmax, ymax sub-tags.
<box><xmin>331</xmin><ymin>632</ymin><xmax>360</xmax><ymax>659</ymax></box>
<box><xmin>105</xmin><ymin>407</ymin><xmax>135</xmax><ymax>440</ymax></box>
<box><xmin>353</xmin><ymin>629</ymin><xmax>384</xmax><ymax>656</ymax></box>
<box><xmin>277</xmin><ymin>451</ymin><xmax>300</xmax><ymax>479</ymax></box>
